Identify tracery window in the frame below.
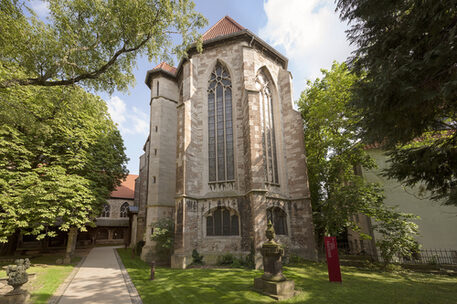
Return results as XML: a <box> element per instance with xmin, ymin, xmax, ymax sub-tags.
<box><xmin>100</xmin><ymin>204</ymin><xmax>110</xmax><ymax>218</ymax></box>
<box><xmin>267</xmin><ymin>207</ymin><xmax>287</xmax><ymax>235</ymax></box>
<box><xmin>120</xmin><ymin>202</ymin><xmax>129</xmax><ymax>218</ymax></box>
<box><xmin>257</xmin><ymin>72</ymin><xmax>279</xmax><ymax>184</ymax></box>
<box><xmin>206</xmin><ymin>207</ymin><xmax>239</xmax><ymax>236</ymax></box>
<box><xmin>208</xmin><ymin>62</ymin><xmax>234</xmax><ymax>182</ymax></box>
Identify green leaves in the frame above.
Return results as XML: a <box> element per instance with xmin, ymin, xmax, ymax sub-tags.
<box><xmin>336</xmin><ymin>0</ymin><xmax>457</xmax><ymax>206</ymax></box>
<box><xmin>373</xmin><ymin>208</ymin><xmax>420</xmax><ymax>265</ymax></box>
<box><xmin>299</xmin><ymin>62</ymin><xmax>419</xmax><ymax>260</ymax></box>
<box><xmin>0</xmin><ymin>83</ymin><xmax>128</xmax><ymax>242</ymax></box>
<box><xmin>299</xmin><ymin>62</ymin><xmax>380</xmax><ymax>237</ymax></box>
<box><xmin>0</xmin><ymin>0</ymin><xmax>207</xmax><ymax>91</ymax></box>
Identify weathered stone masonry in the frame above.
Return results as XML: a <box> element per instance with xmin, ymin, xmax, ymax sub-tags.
<box><xmin>134</xmin><ymin>17</ymin><xmax>317</xmax><ymax>269</ymax></box>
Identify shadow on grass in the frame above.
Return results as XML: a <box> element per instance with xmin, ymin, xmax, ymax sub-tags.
<box><xmin>118</xmin><ymin>249</ymin><xmax>457</xmax><ymax>304</ymax></box>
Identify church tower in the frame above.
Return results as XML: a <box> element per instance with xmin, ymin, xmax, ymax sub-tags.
<box><xmin>140</xmin><ymin>63</ymin><xmax>178</xmax><ymax>262</ymax></box>
<box><xmin>135</xmin><ymin>16</ymin><xmax>317</xmax><ymax>268</ymax></box>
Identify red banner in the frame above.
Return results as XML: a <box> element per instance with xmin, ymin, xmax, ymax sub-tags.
<box><xmin>324</xmin><ymin>236</ymin><xmax>342</xmax><ymax>283</ymax></box>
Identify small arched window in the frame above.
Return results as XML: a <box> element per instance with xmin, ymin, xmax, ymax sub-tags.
<box><xmin>120</xmin><ymin>202</ymin><xmax>129</xmax><ymax>218</ymax></box>
<box><xmin>256</xmin><ymin>71</ymin><xmax>279</xmax><ymax>184</ymax></box>
<box><xmin>267</xmin><ymin>207</ymin><xmax>287</xmax><ymax>235</ymax></box>
<box><xmin>101</xmin><ymin>204</ymin><xmax>110</xmax><ymax>218</ymax></box>
<box><xmin>206</xmin><ymin>207</ymin><xmax>239</xmax><ymax>236</ymax></box>
<box><xmin>208</xmin><ymin>62</ymin><xmax>234</xmax><ymax>182</ymax></box>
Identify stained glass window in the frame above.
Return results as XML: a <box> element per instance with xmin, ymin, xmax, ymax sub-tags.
<box><xmin>257</xmin><ymin>72</ymin><xmax>279</xmax><ymax>184</ymax></box>
<box><xmin>206</xmin><ymin>207</ymin><xmax>239</xmax><ymax>236</ymax></box>
<box><xmin>208</xmin><ymin>62</ymin><xmax>234</xmax><ymax>182</ymax></box>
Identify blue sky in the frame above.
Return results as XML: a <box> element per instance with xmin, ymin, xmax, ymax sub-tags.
<box><xmin>31</xmin><ymin>0</ymin><xmax>353</xmax><ymax>175</ymax></box>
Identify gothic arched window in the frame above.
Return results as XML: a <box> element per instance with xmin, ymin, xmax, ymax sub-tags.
<box><xmin>267</xmin><ymin>207</ymin><xmax>287</xmax><ymax>235</ymax></box>
<box><xmin>120</xmin><ymin>202</ymin><xmax>129</xmax><ymax>218</ymax></box>
<box><xmin>206</xmin><ymin>207</ymin><xmax>239</xmax><ymax>236</ymax></box>
<box><xmin>208</xmin><ymin>62</ymin><xmax>234</xmax><ymax>182</ymax></box>
<box><xmin>100</xmin><ymin>204</ymin><xmax>110</xmax><ymax>218</ymax></box>
<box><xmin>257</xmin><ymin>72</ymin><xmax>279</xmax><ymax>184</ymax></box>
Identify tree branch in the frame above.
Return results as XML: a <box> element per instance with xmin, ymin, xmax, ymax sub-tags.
<box><xmin>0</xmin><ymin>34</ymin><xmax>152</xmax><ymax>89</ymax></box>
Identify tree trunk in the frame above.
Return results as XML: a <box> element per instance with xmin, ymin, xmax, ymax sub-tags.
<box><xmin>0</xmin><ymin>231</ymin><xmax>19</xmax><ymax>256</ymax></box>
<box><xmin>64</xmin><ymin>227</ymin><xmax>78</xmax><ymax>264</ymax></box>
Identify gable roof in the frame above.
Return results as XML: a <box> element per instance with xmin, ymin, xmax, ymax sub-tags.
<box><xmin>110</xmin><ymin>174</ymin><xmax>138</xmax><ymax>199</ymax></box>
<box><xmin>145</xmin><ymin>16</ymin><xmax>288</xmax><ymax>87</ymax></box>
<box><xmin>202</xmin><ymin>16</ymin><xmax>245</xmax><ymax>41</ymax></box>
<box><xmin>152</xmin><ymin>62</ymin><xmax>177</xmax><ymax>75</ymax></box>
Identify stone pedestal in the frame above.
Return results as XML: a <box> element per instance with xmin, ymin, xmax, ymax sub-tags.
<box><xmin>253</xmin><ymin>221</ymin><xmax>296</xmax><ymax>300</ymax></box>
<box><xmin>0</xmin><ymin>290</ymin><xmax>30</xmax><ymax>304</ymax></box>
<box><xmin>254</xmin><ymin>278</ymin><xmax>295</xmax><ymax>301</ymax></box>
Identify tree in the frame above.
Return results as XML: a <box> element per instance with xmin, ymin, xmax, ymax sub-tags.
<box><xmin>0</xmin><ymin>82</ymin><xmax>128</xmax><ymax>243</ymax></box>
<box><xmin>150</xmin><ymin>218</ymin><xmax>174</xmax><ymax>264</ymax></box>
<box><xmin>374</xmin><ymin>207</ymin><xmax>419</xmax><ymax>266</ymax></box>
<box><xmin>336</xmin><ymin>0</ymin><xmax>457</xmax><ymax>205</ymax></box>
<box><xmin>298</xmin><ymin>62</ymin><xmax>418</xmax><ymax>259</ymax></box>
<box><xmin>0</xmin><ymin>0</ymin><xmax>206</xmax><ymax>91</ymax></box>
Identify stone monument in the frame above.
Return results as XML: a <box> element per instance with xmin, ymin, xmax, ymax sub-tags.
<box><xmin>254</xmin><ymin>221</ymin><xmax>295</xmax><ymax>300</ymax></box>
<box><xmin>1</xmin><ymin>259</ymin><xmax>31</xmax><ymax>304</ymax></box>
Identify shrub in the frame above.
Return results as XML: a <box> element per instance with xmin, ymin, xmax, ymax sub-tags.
<box><xmin>136</xmin><ymin>240</ymin><xmax>145</xmax><ymax>256</ymax></box>
<box><xmin>191</xmin><ymin>249</ymin><xmax>204</xmax><ymax>265</ymax></box>
<box><xmin>218</xmin><ymin>253</ymin><xmax>235</xmax><ymax>266</ymax></box>
<box><xmin>151</xmin><ymin>218</ymin><xmax>174</xmax><ymax>261</ymax></box>
<box><xmin>231</xmin><ymin>258</ymin><xmax>241</xmax><ymax>268</ymax></box>
<box><xmin>242</xmin><ymin>253</ymin><xmax>255</xmax><ymax>269</ymax></box>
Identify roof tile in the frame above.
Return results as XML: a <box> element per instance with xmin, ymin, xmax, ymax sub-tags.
<box><xmin>202</xmin><ymin>16</ymin><xmax>245</xmax><ymax>41</ymax></box>
<box><xmin>110</xmin><ymin>174</ymin><xmax>138</xmax><ymax>199</ymax></box>
<box><xmin>152</xmin><ymin>62</ymin><xmax>177</xmax><ymax>75</ymax></box>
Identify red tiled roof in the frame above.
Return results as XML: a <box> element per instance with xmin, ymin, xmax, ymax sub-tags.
<box><xmin>152</xmin><ymin>62</ymin><xmax>177</xmax><ymax>75</ymax></box>
<box><xmin>202</xmin><ymin>16</ymin><xmax>245</xmax><ymax>41</ymax></box>
<box><xmin>110</xmin><ymin>174</ymin><xmax>138</xmax><ymax>199</ymax></box>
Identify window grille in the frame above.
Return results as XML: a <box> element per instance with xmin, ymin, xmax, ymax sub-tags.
<box><xmin>208</xmin><ymin>62</ymin><xmax>234</xmax><ymax>182</ymax></box>
<box><xmin>101</xmin><ymin>204</ymin><xmax>110</xmax><ymax>218</ymax></box>
<box><xmin>120</xmin><ymin>202</ymin><xmax>129</xmax><ymax>218</ymax></box>
<box><xmin>206</xmin><ymin>207</ymin><xmax>239</xmax><ymax>236</ymax></box>
<box><xmin>257</xmin><ymin>72</ymin><xmax>279</xmax><ymax>184</ymax></box>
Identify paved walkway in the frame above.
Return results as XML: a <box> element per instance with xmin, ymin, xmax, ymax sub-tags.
<box><xmin>56</xmin><ymin>246</ymin><xmax>133</xmax><ymax>304</ymax></box>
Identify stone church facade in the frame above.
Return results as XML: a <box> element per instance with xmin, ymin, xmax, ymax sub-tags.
<box><xmin>132</xmin><ymin>16</ymin><xmax>316</xmax><ymax>269</ymax></box>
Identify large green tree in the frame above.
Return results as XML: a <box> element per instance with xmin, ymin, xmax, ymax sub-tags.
<box><xmin>0</xmin><ymin>0</ymin><xmax>206</xmax><ymax>253</ymax></box>
<box><xmin>0</xmin><ymin>0</ymin><xmax>206</xmax><ymax>91</ymax></box>
<box><xmin>299</xmin><ymin>62</ymin><xmax>418</xmax><ymax>260</ymax></box>
<box><xmin>336</xmin><ymin>0</ymin><xmax>457</xmax><ymax>206</ymax></box>
<box><xmin>0</xmin><ymin>80</ymin><xmax>128</xmax><ymax>243</ymax></box>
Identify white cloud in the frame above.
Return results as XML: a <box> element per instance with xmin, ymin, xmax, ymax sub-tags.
<box><xmin>260</xmin><ymin>0</ymin><xmax>353</xmax><ymax>97</ymax></box>
<box><xmin>107</xmin><ymin>96</ymin><xmax>149</xmax><ymax>135</ymax></box>
<box><xmin>29</xmin><ymin>0</ymin><xmax>50</xmax><ymax>18</ymax></box>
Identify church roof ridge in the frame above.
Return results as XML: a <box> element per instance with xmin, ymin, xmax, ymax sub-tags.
<box><xmin>202</xmin><ymin>16</ymin><xmax>245</xmax><ymax>41</ymax></box>
<box><xmin>145</xmin><ymin>16</ymin><xmax>288</xmax><ymax>87</ymax></box>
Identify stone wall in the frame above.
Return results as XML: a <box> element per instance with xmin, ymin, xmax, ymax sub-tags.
<box><xmin>141</xmin><ymin>74</ymin><xmax>178</xmax><ymax>262</ymax></box>
<box><xmin>106</xmin><ymin>198</ymin><xmax>133</xmax><ymax>218</ymax></box>
<box><xmin>170</xmin><ymin>37</ymin><xmax>316</xmax><ymax>268</ymax></box>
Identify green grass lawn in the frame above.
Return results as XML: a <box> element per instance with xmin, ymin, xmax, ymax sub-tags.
<box><xmin>117</xmin><ymin>248</ymin><xmax>457</xmax><ymax>304</ymax></box>
<box><xmin>1</xmin><ymin>254</ymin><xmax>81</xmax><ymax>304</ymax></box>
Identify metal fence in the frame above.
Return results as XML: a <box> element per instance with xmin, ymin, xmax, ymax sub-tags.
<box><xmin>337</xmin><ymin>243</ymin><xmax>457</xmax><ymax>265</ymax></box>
<box><xmin>398</xmin><ymin>249</ymin><xmax>457</xmax><ymax>265</ymax></box>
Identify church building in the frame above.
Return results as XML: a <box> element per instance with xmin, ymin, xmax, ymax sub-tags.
<box><xmin>132</xmin><ymin>16</ymin><xmax>317</xmax><ymax>269</ymax></box>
